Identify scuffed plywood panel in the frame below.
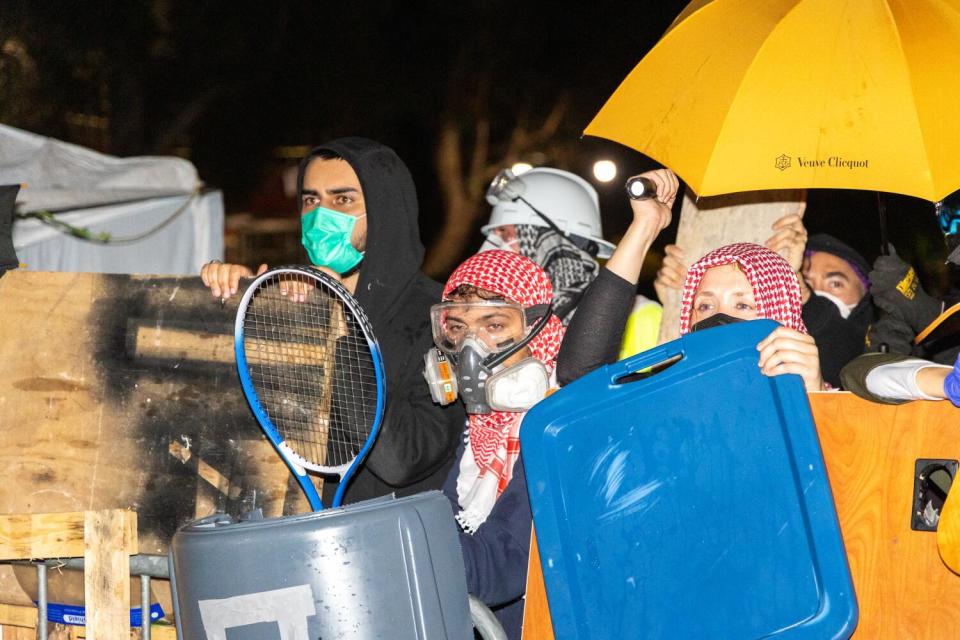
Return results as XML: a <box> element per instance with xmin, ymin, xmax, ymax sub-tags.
<box><xmin>0</xmin><ymin>270</ymin><xmax>311</xmax><ymax>607</ymax></box>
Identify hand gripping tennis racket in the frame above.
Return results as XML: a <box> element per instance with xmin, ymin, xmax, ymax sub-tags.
<box><xmin>234</xmin><ymin>266</ymin><xmax>386</xmax><ymax>510</ymax></box>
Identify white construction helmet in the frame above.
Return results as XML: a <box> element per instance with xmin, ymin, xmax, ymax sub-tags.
<box><xmin>482</xmin><ymin>167</ymin><xmax>616</xmax><ymax>259</ymax></box>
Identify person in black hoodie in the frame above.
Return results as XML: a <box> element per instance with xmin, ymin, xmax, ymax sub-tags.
<box><xmin>200</xmin><ymin>137</ymin><xmax>464</xmax><ymax>504</ymax></box>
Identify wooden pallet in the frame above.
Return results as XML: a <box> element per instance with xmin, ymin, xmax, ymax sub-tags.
<box><xmin>0</xmin><ymin>509</ymin><xmax>161</xmax><ymax>638</ymax></box>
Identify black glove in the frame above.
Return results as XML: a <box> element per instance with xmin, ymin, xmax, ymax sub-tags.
<box><xmin>864</xmin><ymin>308</ymin><xmax>915</xmax><ymax>355</ymax></box>
<box><xmin>868</xmin><ymin>247</ymin><xmax>941</xmax><ymax>333</ymax></box>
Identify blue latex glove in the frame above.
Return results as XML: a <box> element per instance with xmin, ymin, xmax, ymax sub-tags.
<box><xmin>944</xmin><ymin>354</ymin><xmax>960</xmax><ymax>407</ymax></box>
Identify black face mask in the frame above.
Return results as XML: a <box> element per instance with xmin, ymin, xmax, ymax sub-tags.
<box><xmin>689</xmin><ymin>312</ymin><xmax>745</xmax><ymax>333</ymax></box>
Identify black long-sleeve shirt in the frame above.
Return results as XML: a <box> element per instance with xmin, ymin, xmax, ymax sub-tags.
<box><xmin>557</xmin><ymin>268</ymin><xmax>635</xmax><ymax>386</ymax></box>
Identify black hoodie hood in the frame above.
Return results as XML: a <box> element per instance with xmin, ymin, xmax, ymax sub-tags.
<box><xmin>296</xmin><ymin>137</ymin><xmax>426</xmax><ymax>329</ymax></box>
<box><xmin>294</xmin><ymin>139</ymin><xmax>461</xmax><ymax>505</ymax></box>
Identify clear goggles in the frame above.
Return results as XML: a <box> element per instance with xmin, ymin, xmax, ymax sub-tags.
<box><xmin>429</xmin><ymin>300</ymin><xmax>548</xmax><ymax>356</ymax></box>
<box><xmin>485</xmin><ymin>168</ymin><xmax>525</xmax><ymax>204</ymax></box>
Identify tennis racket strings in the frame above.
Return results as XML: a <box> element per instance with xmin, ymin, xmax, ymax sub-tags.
<box><xmin>242</xmin><ymin>271</ymin><xmax>378</xmax><ymax>472</ymax></box>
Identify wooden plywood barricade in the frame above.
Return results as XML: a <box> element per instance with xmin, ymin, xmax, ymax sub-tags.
<box><xmin>812</xmin><ymin>392</ymin><xmax>960</xmax><ymax>638</ymax></box>
<box><xmin>0</xmin><ymin>270</ymin><xmax>311</xmax><ymax>619</ymax></box>
<box><xmin>523</xmin><ymin>392</ymin><xmax>960</xmax><ymax>639</ymax></box>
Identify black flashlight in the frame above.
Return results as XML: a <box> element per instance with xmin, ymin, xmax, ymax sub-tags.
<box><xmin>625</xmin><ymin>175</ymin><xmax>657</xmax><ymax>200</ymax></box>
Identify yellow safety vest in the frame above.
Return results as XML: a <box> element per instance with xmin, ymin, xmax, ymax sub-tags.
<box><xmin>618</xmin><ymin>296</ymin><xmax>663</xmax><ymax>360</ymax></box>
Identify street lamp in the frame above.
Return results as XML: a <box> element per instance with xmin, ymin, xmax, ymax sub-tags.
<box><xmin>593</xmin><ymin>160</ymin><xmax>617</xmax><ymax>183</ymax></box>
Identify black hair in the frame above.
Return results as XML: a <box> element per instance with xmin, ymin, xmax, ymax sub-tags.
<box><xmin>446</xmin><ymin>284</ymin><xmax>505</xmax><ymax>302</ymax></box>
<box><xmin>295</xmin><ymin>149</ymin><xmax>345</xmax><ymax>211</ymax></box>
<box><xmin>310</xmin><ymin>149</ymin><xmax>342</xmax><ymax>162</ymax></box>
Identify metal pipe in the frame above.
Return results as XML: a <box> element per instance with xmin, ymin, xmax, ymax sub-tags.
<box><xmin>469</xmin><ymin>594</ymin><xmax>507</xmax><ymax>640</ymax></box>
<box><xmin>36</xmin><ymin>563</ymin><xmax>47</xmax><ymax>640</ymax></box>
<box><xmin>8</xmin><ymin>554</ymin><xmax>169</xmax><ymax>579</ymax></box>
<box><xmin>2</xmin><ymin>555</ymin><xmax>168</xmax><ymax>638</ymax></box>
<box><xmin>141</xmin><ymin>574</ymin><xmax>151</xmax><ymax>640</ymax></box>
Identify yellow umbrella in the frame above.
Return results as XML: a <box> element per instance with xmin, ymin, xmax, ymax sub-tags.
<box><xmin>585</xmin><ymin>0</ymin><xmax>960</xmax><ymax>202</ymax></box>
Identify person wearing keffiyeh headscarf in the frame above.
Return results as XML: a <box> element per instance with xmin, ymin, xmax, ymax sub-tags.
<box><xmin>556</xmin><ymin>168</ymin><xmax>826</xmax><ymax>392</ymax></box>
<box><xmin>435</xmin><ymin>249</ymin><xmax>564</xmax><ymax>640</ymax></box>
<box><xmin>678</xmin><ymin>243</ymin><xmax>807</xmax><ymax>334</ymax></box>
<box><xmin>678</xmin><ymin>242</ymin><xmax>823</xmax><ymax>391</ymax></box>
<box><xmin>658</xmin><ymin>228</ymin><xmax>879</xmax><ymax>388</ymax></box>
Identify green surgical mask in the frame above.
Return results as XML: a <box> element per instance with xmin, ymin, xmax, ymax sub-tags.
<box><xmin>300</xmin><ymin>207</ymin><xmax>366</xmax><ymax>274</ymax></box>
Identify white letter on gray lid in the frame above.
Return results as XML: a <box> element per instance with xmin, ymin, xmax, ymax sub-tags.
<box><xmin>198</xmin><ymin>584</ymin><xmax>316</xmax><ymax>640</ymax></box>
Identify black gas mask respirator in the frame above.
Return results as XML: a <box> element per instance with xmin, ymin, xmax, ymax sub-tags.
<box><xmin>423</xmin><ymin>301</ymin><xmax>553</xmax><ymax>414</ymax></box>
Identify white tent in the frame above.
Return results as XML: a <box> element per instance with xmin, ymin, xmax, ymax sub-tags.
<box><xmin>0</xmin><ymin>124</ymin><xmax>223</xmax><ymax>274</ymax></box>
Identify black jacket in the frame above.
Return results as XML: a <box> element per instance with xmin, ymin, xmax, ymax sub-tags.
<box><xmin>802</xmin><ymin>293</ymin><xmax>874</xmax><ymax>388</ymax></box>
<box><xmin>296</xmin><ymin>138</ymin><xmax>464</xmax><ymax>505</ymax></box>
<box><xmin>442</xmin><ymin>441</ymin><xmax>531</xmax><ymax>640</ymax></box>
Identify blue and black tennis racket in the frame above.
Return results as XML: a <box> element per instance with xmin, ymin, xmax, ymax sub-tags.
<box><xmin>234</xmin><ymin>266</ymin><xmax>386</xmax><ymax>510</ymax></box>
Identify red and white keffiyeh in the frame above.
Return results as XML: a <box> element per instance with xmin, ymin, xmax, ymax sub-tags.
<box><xmin>678</xmin><ymin>242</ymin><xmax>807</xmax><ymax>335</ymax></box>
<box><xmin>443</xmin><ymin>250</ymin><xmax>564</xmax><ymax>532</ymax></box>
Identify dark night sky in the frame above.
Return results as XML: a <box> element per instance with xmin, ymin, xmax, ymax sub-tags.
<box><xmin>1</xmin><ymin>0</ymin><xmax>949</xmax><ymax>288</ymax></box>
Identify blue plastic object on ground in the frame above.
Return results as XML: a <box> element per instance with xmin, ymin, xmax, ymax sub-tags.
<box><xmin>35</xmin><ymin>601</ymin><xmax>163</xmax><ymax>627</ymax></box>
<box><xmin>521</xmin><ymin>320</ymin><xmax>858</xmax><ymax>639</ymax></box>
